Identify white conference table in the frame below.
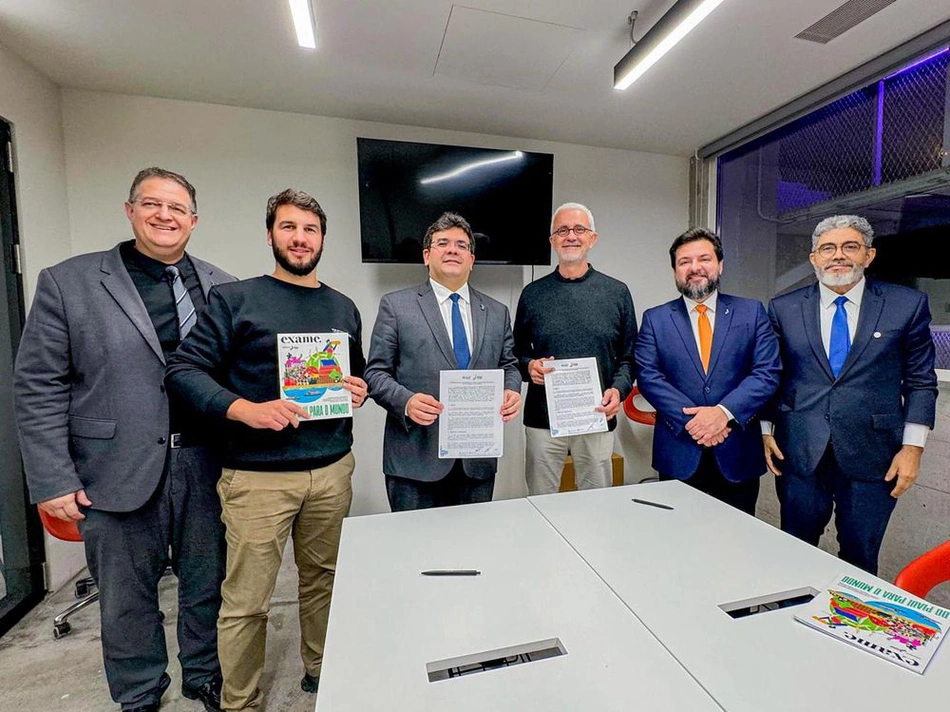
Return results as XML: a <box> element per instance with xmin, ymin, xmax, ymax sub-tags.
<box><xmin>530</xmin><ymin>480</ymin><xmax>948</xmax><ymax>711</ymax></box>
<box><xmin>317</xmin><ymin>497</ymin><xmax>722</xmax><ymax>711</ymax></box>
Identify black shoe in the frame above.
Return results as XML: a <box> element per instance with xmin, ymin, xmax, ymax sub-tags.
<box><xmin>301</xmin><ymin>672</ymin><xmax>319</xmax><ymax>694</ymax></box>
<box><xmin>125</xmin><ymin>705</ymin><xmax>160</xmax><ymax>712</ymax></box>
<box><xmin>182</xmin><ymin>675</ymin><xmax>223</xmax><ymax>712</ymax></box>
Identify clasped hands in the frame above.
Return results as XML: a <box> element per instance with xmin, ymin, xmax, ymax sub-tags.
<box><xmin>406</xmin><ymin>389</ymin><xmax>521</xmax><ymax>427</ymax></box>
<box><xmin>683</xmin><ymin>405</ymin><xmax>731</xmax><ymax>447</ymax></box>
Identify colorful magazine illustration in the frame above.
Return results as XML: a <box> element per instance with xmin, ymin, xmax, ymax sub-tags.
<box><xmin>794</xmin><ymin>573</ymin><xmax>948</xmax><ymax>674</ymax></box>
<box><xmin>277</xmin><ymin>332</ymin><xmax>351</xmax><ymax>420</ymax></box>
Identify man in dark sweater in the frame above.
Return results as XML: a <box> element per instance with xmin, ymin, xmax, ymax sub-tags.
<box><xmin>166</xmin><ymin>189</ymin><xmax>367</xmax><ymax>710</ymax></box>
<box><xmin>513</xmin><ymin>202</ymin><xmax>638</xmax><ymax>495</ymax></box>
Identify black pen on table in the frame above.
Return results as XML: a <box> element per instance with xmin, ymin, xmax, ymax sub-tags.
<box><xmin>421</xmin><ymin>569</ymin><xmax>481</xmax><ymax>576</ymax></box>
<box><xmin>632</xmin><ymin>498</ymin><xmax>674</xmax><ymax>511</ymax></box>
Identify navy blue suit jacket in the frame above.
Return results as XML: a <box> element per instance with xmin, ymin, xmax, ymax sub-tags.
<box><xmin>636</xmin><ymin>293</ymin><xmax>780</xmax><ymax>482</ymax></box>
<box><xmin>766</xmin><ymin>279</ymin><xmax>937</xmax><ymax>482</ymax></box>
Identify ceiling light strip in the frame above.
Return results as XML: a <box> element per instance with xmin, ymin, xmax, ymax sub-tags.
<box><xmin>614</xmin><ymin>0</ymin><xmax>726</xmax><ymax>90</ymax></box>
<box><xmin>290</xmin><ymin>0</ymin><xmax>317</xmax><ymax>49</ymax></box>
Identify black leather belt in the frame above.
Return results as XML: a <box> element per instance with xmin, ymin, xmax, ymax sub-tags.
<box><xmin>169</xmin><ymin>433</ymin><xmax>199</xmax><ymax>449</ymax></box>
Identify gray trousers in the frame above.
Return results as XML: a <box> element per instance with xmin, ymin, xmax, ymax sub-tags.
<box><xmin>79</xmin><ymin>445</ymin><xmax>225</xmax><ymax>710</ymax></box>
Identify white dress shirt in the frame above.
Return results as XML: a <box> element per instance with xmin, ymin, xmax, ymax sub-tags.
<box><xmin>430</xmin><ymin>278</ymin><xmax>473</xmax><ymax>352</ymax></box>
<box><xmin>762</xmin><ymin>277</ymin><xmax>927</xmax><ymax>447</ymax></box>
<box><xmin>681</xmin><ymin>291</ymin><xmax>734</xmax><ymax>422</ymax></box>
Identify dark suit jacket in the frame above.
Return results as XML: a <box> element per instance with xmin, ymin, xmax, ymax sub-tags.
<box><xmin>636</xmin><ymin>293</ymin><xmax>781</xmax><ymax>482</ymax></box>
<box><xmin>767</xmin><ymin>278</ymin><xmax>937</xmax><ymax>482</ymax></box>
<box><xmin>13</xmin><ymin>243</ymin><xmax>235</xmax><ymax>511</ymax></box>
<box><xmin>364</xmin><ymin>281</ymin><xmax>521</xmax><ymax>482</ymax></box>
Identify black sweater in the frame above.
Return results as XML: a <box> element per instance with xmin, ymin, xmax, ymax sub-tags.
<box><xmin>513</xmin><ymin>265</ymin><xmax>638</xmax><ymax>430</ymax></box>
<box><xmin>166</xmin><ymin>276</ymin><xmax>365</xmax><ymax>470</ymax></box>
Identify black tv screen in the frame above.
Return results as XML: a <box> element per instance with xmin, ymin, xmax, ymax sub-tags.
<box><xmin>357</xmin><ymin>138</ymin><xmax>554</xmax><ymax>265</ymax></box>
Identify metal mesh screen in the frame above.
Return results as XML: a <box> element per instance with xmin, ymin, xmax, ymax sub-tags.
<box><xmin>724</xmin><ymin>49</ymin><xmax>950</xmax><ymax>216</ymax></box>
<box><xmin>880</xmin><ymin>52</ymin><xmax>949</xmax><ymax>184</ymax></box>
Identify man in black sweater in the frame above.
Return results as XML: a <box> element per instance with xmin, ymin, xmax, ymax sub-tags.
<box><xmin>513</xmin><ymin>202</ymin><xmax>638</xmax><ymax>495</ymax></box>
<box><xmin>166</xmin><ymin>189</ymin><xmax>367</xmax><ymax>710</ymax></box>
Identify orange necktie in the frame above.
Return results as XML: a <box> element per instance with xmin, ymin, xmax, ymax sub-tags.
<box><xmin>696</xmin><ymin>304</ymin><xmax>712</xmax><ymax>373</ymax></box>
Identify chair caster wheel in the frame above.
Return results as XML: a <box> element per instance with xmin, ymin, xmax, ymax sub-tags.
<box><xmin>53</xmin><ymin>622</ymin><xmax>72</xmax><ymax>639</ymax></box>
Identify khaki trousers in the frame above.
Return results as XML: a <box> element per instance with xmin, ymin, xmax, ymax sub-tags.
<box><xmin>216</xmin><ymin>452</ymin><xmax>354</xmax><ymax>710</ymax></box>
<box><xmin>524</xmin><ymin>427</ymin><xmax>614</xmax><ymax>495</ymax></box>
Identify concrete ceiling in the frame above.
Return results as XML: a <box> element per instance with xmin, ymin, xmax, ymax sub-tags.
<box><xmin>0</xmin><ymin>1</ymin><xmax>947</xmax><ymax>155</ymax></box>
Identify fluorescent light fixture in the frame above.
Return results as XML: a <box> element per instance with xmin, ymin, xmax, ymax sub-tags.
<box><xmin>289</xmin><ymin>0</ymin><xmax>317</xmax><ymax>49</ymax></box>
<box><xmin>420</xmin><ymin>151</ymin><xmax>524</xmax><ymax>185</ymax></box>
<box><xmin>614</xmin><ymin>0</ymin><xmax>726</xmax><ymax>90</ymax></box>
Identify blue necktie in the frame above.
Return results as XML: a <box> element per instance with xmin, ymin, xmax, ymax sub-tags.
<box><xmin>449</xmin><ymin>293</ymin><xmax>470</xmax><ymax>369</ymax></box>
<box><xmin>829</xmin><ymin>295</ymin><xmax>850</xmax><ymax>378</ymax></box>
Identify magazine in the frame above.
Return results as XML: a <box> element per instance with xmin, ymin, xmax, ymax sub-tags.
<box><xmin>794</xmin><ymin>573</ymin><xmax>948</xmax><ymax>674</ymax></box>
<box><xmin>277</xmin><ymin>332</ymin><xmax>351</xmax><ymax>420</ymax></box>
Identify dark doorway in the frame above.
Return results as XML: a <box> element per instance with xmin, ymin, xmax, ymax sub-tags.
<box><xmin>0</xmin><ymin>119</ymin><xmax>46</xmax><ymax>637</ymax></box>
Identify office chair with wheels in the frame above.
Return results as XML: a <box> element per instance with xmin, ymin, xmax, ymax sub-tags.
<box><xmin>894</xmin><ymin>539</ymin><xmax>950</xmax><ymax>599</ymax></box>
<box><xmin>37</xmin><ymin>508</ymin><xmax>99</xmax><ymax>638</ymax></box>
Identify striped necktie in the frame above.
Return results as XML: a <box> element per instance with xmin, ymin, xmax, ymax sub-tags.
<box><xmin>164</xmin><ymin>265</ymin><xmax>197</xmax><ymax>339</ymax></box>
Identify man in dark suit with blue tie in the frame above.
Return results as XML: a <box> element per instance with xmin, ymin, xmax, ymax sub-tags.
<box><xmin>636</xmin><ymin>228</ymin><xmax>780</xmax><ymax>514</ymax></box>
<box><xmin>365</xmin><ymin>212</ymin><xmax>522</xmax><ymax>511</ymax></box>
<box><xmin>763</xmin><ymin>215</ymin><xmax>937</xmax><ymax>575</ymax></box>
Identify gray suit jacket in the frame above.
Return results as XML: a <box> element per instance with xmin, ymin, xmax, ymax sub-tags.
<box><xmin>13</xmin><ymin>243</ymin><xmax>235</xmax><ymax>511</ymax></box>
<box><xmin>364</xmin><ymin>281</ymin><xmax>521</xmax><ymax>482</ymax></box>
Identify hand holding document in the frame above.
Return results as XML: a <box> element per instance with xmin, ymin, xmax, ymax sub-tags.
<box><xmin>438</xmin><ymin>369</ymin><xmax>504</xmax><ymax>458</ymax></box>
<box><xmin>543</xmin><ymin>357</ymin><xmax>608</xmax><ymax>438</ymax></box>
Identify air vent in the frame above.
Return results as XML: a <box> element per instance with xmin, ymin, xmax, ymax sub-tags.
<box><xmin>795</xmin><ymin>0</ymin><xmax>896</xmax><ymax>44</ymax></box>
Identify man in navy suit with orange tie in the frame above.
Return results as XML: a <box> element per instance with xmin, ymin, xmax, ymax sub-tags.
<box><xmin>636</xmin><ymin>228</ymin><xmax>780</xmax><ymax>514</ymax></box>
<box><xmin>763</xmin><ymin>215</ymin><xmax>937</xmax><ymax>575</ymax></box>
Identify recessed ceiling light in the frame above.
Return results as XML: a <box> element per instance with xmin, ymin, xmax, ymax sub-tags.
<box><xmin>289</xmin><ymin>0</ymin><xmax>317</xmax><ymax>49</ymax></box>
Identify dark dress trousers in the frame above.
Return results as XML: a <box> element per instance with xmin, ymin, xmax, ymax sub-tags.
<box><xmin>13</xmin><ymin>243</ymin><xmax>235</xmax><ymax>709</ymax></box>
<box><xmin>767</xmin><ymin>278</ymin><xmax>937</xmax><ymax>574</ymax></box>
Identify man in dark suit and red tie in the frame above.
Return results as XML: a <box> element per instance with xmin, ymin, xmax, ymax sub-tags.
<box><xmin>763</xmin><ymin>215</ymin><xmax>938</xmax><ymax>575</ymax></box>
<box><xmin>636</xmin><ymin>228</ymin><xmax>781</xmax><ymax>514</ymax></box>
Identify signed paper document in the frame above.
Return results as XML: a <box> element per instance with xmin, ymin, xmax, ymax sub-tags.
<box><xmin>438</xmin><ymin>369</ymin><xmax>504</xmax><ymax>459</ymax></box>
<box><xmin>543</xmin><ymin>357</ymin><xmax>608</xmax><ymax>438</ymax></box>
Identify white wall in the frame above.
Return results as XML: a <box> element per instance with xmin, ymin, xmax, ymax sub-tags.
<box><xmin>0</xmin><ymin>43</ymin><xmax>79</xmax><ymax>591</ymax></box>
<box><xmin>56</xmin><ymin>89</ymin><xmax>688</xmax><ymax>518</ymax></box>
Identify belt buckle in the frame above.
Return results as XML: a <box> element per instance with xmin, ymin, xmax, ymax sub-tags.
<box><xmin>170</xmin><ymin>433</ymin><xmax>182</xmax><ymax>449</ymax></box>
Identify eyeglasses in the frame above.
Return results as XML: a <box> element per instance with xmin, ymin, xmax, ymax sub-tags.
<box><xmin>430</xmin><ymin>238</ymin><xmax>471</xmax><ymax>253</ymax></box>
<box><xmin>813</xmin><ymin>241</ymin><xmax>865</xmax><ymax>258</ymax></box>
<box><xmin>133</xmin><ymin>198</ymin><xmax>195</xmax><ymax>218</ymax></box>
<box><xmin>551</xmin><ymin>225</ymin><xmax>594</xmax><ymax>238</ymax></box>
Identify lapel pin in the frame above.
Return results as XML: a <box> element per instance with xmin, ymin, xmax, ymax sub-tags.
<box><xmin>724</xmin><ymin>308</ymin><xmax>729</xmax><ymax>315</ymax></box>
<box><xmin>480</xmin><ymin>304</ymin><xmax>485</xmax><ymax>311</ymax></box>
<box><xmin>873</xmin><ymin>331</ymin><xmax>881</xmax><ymax>338</ymax></box>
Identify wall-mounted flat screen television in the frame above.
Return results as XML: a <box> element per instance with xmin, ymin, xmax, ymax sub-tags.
<box><xmin>357</xmin><ymin>138</ymin><xmax>554</xmax><ymax>265</ymax></box>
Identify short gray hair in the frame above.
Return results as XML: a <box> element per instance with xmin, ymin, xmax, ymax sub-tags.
<box><xmin>551</xmin><ymin>202</ymin><xmax>595</xmax><ymax>233</ymax></box>
<box><xmin>812</xmin><ymin>215</ymin><xmax>874</xmax><ymax>250</ymax></box>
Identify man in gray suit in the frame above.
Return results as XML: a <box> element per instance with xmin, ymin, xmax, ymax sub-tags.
<box><xmin>365</xmin><ymin>212</ymin><xmax>522</xmax><ymax>511</ymax></box>
<box><xmin>13</xmin><ymin>168</ymin><xmax>234</xmax><ymax>712</ymax></box>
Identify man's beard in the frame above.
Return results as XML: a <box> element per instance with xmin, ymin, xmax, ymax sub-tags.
<box><xmin>676</xmin><ymin>271</ymin><xmax>721</xmax><ymax>301</ymax></box>
<box><xmin>273</xmin><ymin>242</ymin><xmax>322</xmax><ymax>276</ymax></box>
<box><xmin>815</xmin><ymin>261</ymin><xmax>864</xmax><ymax>288</ymax></box>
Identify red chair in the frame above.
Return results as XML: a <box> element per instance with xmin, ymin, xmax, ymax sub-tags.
<box><xmin>623</xmin><ymin>385</ymin><xmax>656</xmax><ymax>426</ymax></box>
<box><xmin>894</xmin><ymin>540</ymin><xmax>950</xmax><ymax>599</ymax></box>
<box><xmin>37</xmin><ymin>509</ymin><xmax>99</xmax><ymax>638</ymax></box>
